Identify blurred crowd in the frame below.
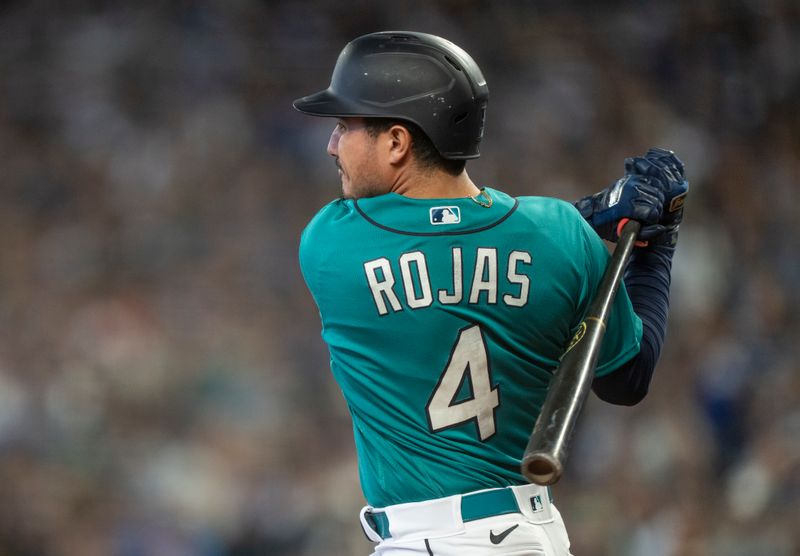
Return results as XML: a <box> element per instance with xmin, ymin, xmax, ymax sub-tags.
<box><xmin>0</xmin><ymin>1</ymin><xmax>798</xmax><ymax>555</ymax></box>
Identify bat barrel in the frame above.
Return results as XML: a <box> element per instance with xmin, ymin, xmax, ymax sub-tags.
<box><xmin>521</xmin><ymin>219</ymin><xmax>641</xmax><ymax>485</ymax></box>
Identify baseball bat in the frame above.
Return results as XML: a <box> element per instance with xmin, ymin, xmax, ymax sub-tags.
<box><xmin>521</xmin><ymin>218</ymin><xmax>641</xmax><ymax>485</ymax></box>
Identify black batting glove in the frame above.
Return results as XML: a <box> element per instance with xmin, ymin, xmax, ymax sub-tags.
<box><xmin>575</xmin><ymin>174</ymin><xmax>668</xmax><ymax>244</ymax></box>
<box><xmin>624</xmin><ymin>148</ymin><xmax>688</xmax><ymax>247</ymax></box>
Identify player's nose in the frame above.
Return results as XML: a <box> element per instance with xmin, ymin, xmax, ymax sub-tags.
<box><xmin>327</xmin><ymin>126</ymin><xmax>340</xmax><ymax>157</ymax></box>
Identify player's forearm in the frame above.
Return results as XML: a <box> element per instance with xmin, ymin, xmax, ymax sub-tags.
<box><xmin>592</xmin><ymin>245</ymin><xmax>674</xmax><ymax>405</ymax></box>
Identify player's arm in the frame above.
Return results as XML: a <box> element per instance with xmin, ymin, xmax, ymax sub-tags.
<box><xmin>575</xmin><ymin>149</ymin><xmax>688</xmax><ymax>405</ymax></box>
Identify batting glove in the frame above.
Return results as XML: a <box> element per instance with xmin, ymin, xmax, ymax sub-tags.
<box><xmin>574</xmin><ymin>173</ymin><xmax>668</xmax><ymax>244</ymax></box>
<box><xmin>624</xmin><ymin>147</ymin><xmax>689</xmax><ymax>247</ymax></box>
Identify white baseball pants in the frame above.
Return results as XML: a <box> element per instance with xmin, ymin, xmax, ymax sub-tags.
<box><xmin>360</xmin><ymin>484</ymin><xmax>574</xmax><ymax>556</ymax></box>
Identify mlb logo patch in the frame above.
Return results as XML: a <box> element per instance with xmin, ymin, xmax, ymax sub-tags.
<box><xmin>430</xmin><ymin>206</ymin><xmax>461</xmax><ymax>225</ymax></box>
<box><xmin>530</xmin><ymin>495</ymin><xmax>544</xmax><ymax>513</ymax></box>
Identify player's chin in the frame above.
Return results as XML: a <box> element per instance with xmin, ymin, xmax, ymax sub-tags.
<box><xmin>340</xmin><ymin>176</ymin><xmax>354</xmax><ymax>199</ymax></box>
<box><xmin>342</xmin><ymin>178</ymin><xmax>385</xmax><ymax>200</ymax></box>
<box><xmin>342</xmin><ymin>177</ymin><xmax>370</xmax><ymax>200</ymax></box>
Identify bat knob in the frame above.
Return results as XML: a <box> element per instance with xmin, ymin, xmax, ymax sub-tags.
<box><xmin>521</xmin><ymin>452</ymin><xmax>563</xmax><ymax>486</ymax></box>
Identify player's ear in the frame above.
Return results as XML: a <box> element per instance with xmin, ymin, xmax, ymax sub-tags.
<box><xmin>386</xmin><ymin>124</ymin><xmax>412</xmax><ymax>165</ymax></box>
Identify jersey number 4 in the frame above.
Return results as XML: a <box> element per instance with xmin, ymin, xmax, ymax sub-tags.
<box><xmin>426</xmin><ymin>325</ymin><xmax>500</xmax><ymax>441</ymax></box>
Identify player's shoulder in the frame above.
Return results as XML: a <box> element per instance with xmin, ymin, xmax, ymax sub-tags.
<box><xmin>511</xmin><ymin>194</ymin><xmax>604</xmax><ymax>256</ymax></box>
<box><xmin>299</xmin><ymin>196</ymin><xmax>369</xmax><ymax>271</ymax></box>
<box><xmin>301</xmin><ymin>198</ymin><xmax>355</xmax><ymax>242</ymax></box>
<box><xmin>299</xmin><ymin>198</ymin><xmax>358</xmax><ymax>286</ymax></box>
<box><xmin>514</xmin><ymin>195</ymin><xmax>584</xmax><ymax>225</ymax></box>
<box><xmin>515</xmin><ymin>195</ymin><xmax>579</xmax><ymax>213</ymax></box>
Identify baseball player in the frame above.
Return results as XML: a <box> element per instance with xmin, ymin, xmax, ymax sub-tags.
<box><xmin>295</xmin><ymin>31</ymin><xmax>686</xmax><ymax>556</ymax></box>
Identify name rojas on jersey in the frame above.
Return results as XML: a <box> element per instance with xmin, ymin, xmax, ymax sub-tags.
<box><xmin>363</xmin><ymin>247</ymin><xmax>532</xmax><ymax>315</ymax></box>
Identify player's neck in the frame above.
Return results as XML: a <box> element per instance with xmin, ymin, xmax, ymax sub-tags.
<box><xmin>391</xmin><ymin>167</ymin><xmax>481</xmax><ymax>200</ymax></box>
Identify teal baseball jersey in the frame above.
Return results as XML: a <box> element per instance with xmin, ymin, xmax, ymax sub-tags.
<box><xmin>299</xmin><ymin>187</ymin><xmax>642</xmax><ymax>508</ymax></box>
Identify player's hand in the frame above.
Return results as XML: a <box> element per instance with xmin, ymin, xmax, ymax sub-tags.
<box><xmin>624</xmin><ymin>147</ymin><xmax>689</xmax><ymax>246</ymax></box>
<box><xmin>574</xmin><ymin>174</ymin><xmax>668</xmax><ymax>244</ymax></box>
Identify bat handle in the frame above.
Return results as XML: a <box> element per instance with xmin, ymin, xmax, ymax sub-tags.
<box><xmin>520</xmin><ymin>219</ymin><xmax>641</xmax><ymax>485</ymax></box>
<box><xmin>617</xmin><ymin>218</ymin><xmax>648</xmax><ymax>247</ymax></box>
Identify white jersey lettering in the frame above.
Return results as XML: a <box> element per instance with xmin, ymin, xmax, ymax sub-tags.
<box><xmin>503</xmin><ymin>250</ymin><xmax>532</xmax><ymax>307</ymax></box>
<box><xmin>469</xmin><ymin>248</ymin><xmax>498</xmax><ymax>304</ymax></box>
<box><xmin>438</xmin><ymin>247</ymin><xmax>463</xmax><ymax>304</ymax></box>
<box><xmin>399</xmin><ymin>252</ymin><xmax>433</xmax><ymax>309</ymax></box>
<box><xmin>365</xmin><ymin>248</ymin><xmax>532</xmax><ymax>313</ymax></box>
<box><xmin>364</xmin><ymin>258</ymin><xmax>403</xmax><ymax>316</ymax></box>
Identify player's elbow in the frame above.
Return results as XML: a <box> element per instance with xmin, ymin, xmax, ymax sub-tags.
<box><xmin>592</xmin><ymin>343</ymin><xmax>659</xmax><ymax>406</ymax></box>
<box><xmin>591</xmin><ymin>361</ymin><xmax>653</xmax><ymax>406</ymax></box>
<box><xmin>593</xmin><ymin>382</ymin><xmax>650</xmax><ymax>406</ymax></box>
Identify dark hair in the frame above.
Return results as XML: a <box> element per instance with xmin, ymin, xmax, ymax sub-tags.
<box><xmin>363</xmin><ymin>118</ymin><xmax>466</xmax><ymax>177</ymax></box>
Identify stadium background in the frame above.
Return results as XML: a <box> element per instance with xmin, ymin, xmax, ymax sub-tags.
<box><xmin>0</xmin><ymin>1</ymin><xmax>798</xmax><ymax>554</ymax></box>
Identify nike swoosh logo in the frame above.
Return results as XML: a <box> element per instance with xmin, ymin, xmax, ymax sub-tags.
<box><xmin>489</xmin><ymin>524</ymin><xmax>519</xmax><ymax>544</ymax></box>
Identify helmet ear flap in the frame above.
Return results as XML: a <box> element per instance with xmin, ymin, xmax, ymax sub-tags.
<box><xmin>293</xmin><ymin>31</ymin><xmax>489</xmax><ymax>160</ymax></box>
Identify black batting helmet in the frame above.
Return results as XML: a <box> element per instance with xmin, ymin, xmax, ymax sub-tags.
<box><xmin>293</xmin><ymin>31</ymin><xmax>489</xmax><ymax>160</ymax></box>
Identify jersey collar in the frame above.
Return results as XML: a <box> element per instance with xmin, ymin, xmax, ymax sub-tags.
<box><xmin>352</xmin><ymin>187</ymin><xmax>518</xmax><ymax>236</ymax></box>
